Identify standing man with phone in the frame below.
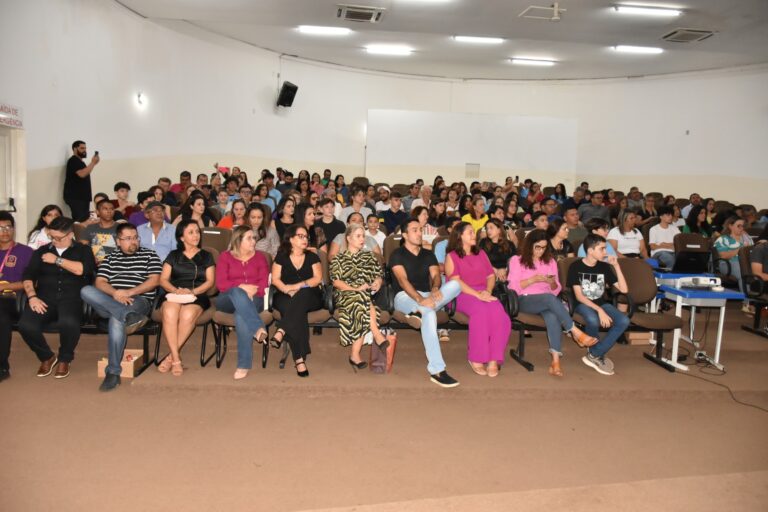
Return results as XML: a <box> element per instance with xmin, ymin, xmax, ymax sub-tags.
<box><xmin>64</xmin><ymin>140</ymin><xmax>100</xmax><ymax>222</ymax></box>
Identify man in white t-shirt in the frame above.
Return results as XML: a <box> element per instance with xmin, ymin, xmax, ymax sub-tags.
<box><xmin>648</xmin><ymin>206</ymin><xmax>680</xmax><ymax>269</ymax></box>
<box><xmin>374</xmin><ymin>186</ymin><xmax>394</xmax><ymax>213</ymax></box>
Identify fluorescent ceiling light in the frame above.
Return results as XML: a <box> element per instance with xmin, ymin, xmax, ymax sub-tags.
<box><xmin>612</xmin><ymin>45</ymin><xmax>664</xmax><ymax>54</ymax></box>
<box><xmin>453</xmin><ymin>35</ymin><xmax>504</xmax><ymax>44</ymax></box>
<box><xmin>298</xmin><ymin>25</ymin><xmax>352</xmax><ymax>36</ymax></box>
<box><xmin>365</xmin><ymin>44</ymin><xmax>413</xmax><ymax>56</ymax></box>
<box><xmin>614</xmin><ymin>5</ymin><xmax>682</xmax><ymax>17</ymax></box>
<box><xmin>510</xmin><ymin>58</ymin><xmax>556</xmax><ymax>66</ymax></box>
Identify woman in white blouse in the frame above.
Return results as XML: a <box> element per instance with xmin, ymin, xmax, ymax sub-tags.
<box><xmin>607</xmin><ymin>210</ymin><xmax>649</xmax><ymax>259</ymax></box>
<box><xmin>27</xmin><ymin>205</ymin><xmax>63</xmax><ymax>249</ymax></box>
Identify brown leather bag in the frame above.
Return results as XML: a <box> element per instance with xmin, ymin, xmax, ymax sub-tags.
<box><xmin>369</xmin><ymin>328</ymin><xmax>397</xmax><ymax>374</ymax></box>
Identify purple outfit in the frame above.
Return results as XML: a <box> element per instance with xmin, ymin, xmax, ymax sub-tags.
<box><xmin>127</xmin><ymin>211</ymin><xmax>148</xmax><ymax>226</ymax></box>
<box><xmin>447</xmin><ymin>250</ymin><xmax>511</xmax><ymax>364</ymax></box>
<box><xmin>0</xmin><ymin>243</ymin><xmax>34</xmax><ymax>284</ymax></box>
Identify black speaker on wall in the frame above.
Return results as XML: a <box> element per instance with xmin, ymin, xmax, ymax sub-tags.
<box><xmin>276</xmin><ymin>81</ymin><xmax>298</xmax><ymax>107</ymax></box>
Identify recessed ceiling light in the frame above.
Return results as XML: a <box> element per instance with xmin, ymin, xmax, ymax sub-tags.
<box><xmin>510</xmin><ymin>57</ymin><xmax>556</xmax><ymax>66</ymax></box>
<box><xmin>365</xmin><ymin>44</ymin><xmax>413</xmax><ymax>56</ymax></box>
<box><xmin>453</xmin><ymin>35</ymin><xmax>504</xmax><ymax>44</ymax></box>
<box><xmin>612</xmin><ymin>45</ymin><xmax>664</xmax><ymax>54</ymax></box>
<box><xmin>613</xmin><ymin>5</ymin><xmax>682</xmax><ymax>17</ymax></box>
<box><xmin>298</xmin><ymin>25</ymin><xmax>352</xmax><ymax>36</ymax></box>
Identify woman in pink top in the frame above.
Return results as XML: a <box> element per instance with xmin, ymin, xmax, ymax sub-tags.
<box><xmin>445</xmin><ymin>222</ymin><xmax>511</xmax><ymax>377</ymax></box>
<box><xmin>507</xmin><ymin>229</ymin><xmax>596</xmax><ymax>377</ymax></box>
<box><xmin>215</xmin><ymin>225</ymin><xmax>270</xmax><ymax>380</ymax></box>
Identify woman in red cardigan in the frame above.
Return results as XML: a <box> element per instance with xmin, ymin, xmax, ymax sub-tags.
<box><xmin>214</xmin><ymin>225</ymin><xmax>270</xmax><ymax>380</ymax></box>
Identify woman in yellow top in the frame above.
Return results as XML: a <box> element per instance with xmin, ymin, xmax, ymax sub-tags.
<box><xmin>461</xmin><ymin>196</ymin><xmax>489</xmax><ymax>233</ymax></box>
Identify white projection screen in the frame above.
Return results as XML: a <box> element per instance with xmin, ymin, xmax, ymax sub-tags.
<box><xmin>365</xmin><ymin>109</ymin><xmax>578</xmax><ymax>184</ymax></box>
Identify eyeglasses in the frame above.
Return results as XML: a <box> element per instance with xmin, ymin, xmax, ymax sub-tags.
<box><xmin>118</xmin><ymin>236</ymin><xmax>139</xmax><ymax>242</ymax></box>
<box><xmin>0</xmin><ymin>226</ymin><xmax>14</xmax><ymax>232</ymax></box>
<box><xmin>294</xmin><ymin>234</ymin><xmax>308</xmax><ymax>240</ymax></box>
<box><xmin>533</xmin><ymin>244</ymin><xmax>547</xmax><ymax>250</ymax></box>
<box><xmin>50</xmin><ymin>233</ymin><xmax>72</xmax><ymax>242</ymax></box>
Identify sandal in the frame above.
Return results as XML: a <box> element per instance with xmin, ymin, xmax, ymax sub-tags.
<box><xmin>487</xmin><ymin>361</ymin><xmax>500</xmax><ymax>378</ymax></box>
<box><xmin>548</xmin><ymin>361</ymin><xmax>563</xmax><ymax>378</ymax></box>
<box><xmin>253</xmin><ymin>329</ymin><xmax>268</xmax><ymax>345</ymax></box>
<box><xmin>171</xmin><ymin>360</ymin><xmax>183</xmax><ymax>377</ymax></box>
<box><xmin>233</xmin><ymin>368</ymin><xmax>249</xmax><ymax>380</ymax></box>
<box><xmin>468</xmin><ymin>361</ymin><xmax>487</xmax><ymax>376</ymax></box>
<box><xmin>570</xmin><ymin>328</ymin><xmax>599</xmax><ymax>348</ymax></box>
<box><xmin>270</xmin><ymin>328</ymin><xmax>286</xmax><ymax>349</ymax></box>
<box><xmin>157</xmin><ymin>356</ymin><xmax>173</xmax><ymax>373</ymax></box>
<box><xmin>294</xmin><ymin>359</ymin><xmax>309</xmax><ymax>378</ymax></box>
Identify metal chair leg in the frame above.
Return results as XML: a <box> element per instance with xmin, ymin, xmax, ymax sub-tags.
<box><xmin>509</xmin><ymin>326</ymin><xmax>534</xmax><ymax>371</ymax></box>
<box><xmin>200</xmin><ymin>323</ymin><xmax>215</xmax><ymax>367</ymax></box>
<box><xmin>215</xmin><ymin>325</ymin><xmax>228</xmax><ymax>368</ymax></box>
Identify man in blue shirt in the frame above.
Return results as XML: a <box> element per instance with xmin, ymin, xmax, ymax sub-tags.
<box><xmin>263</xmin><ymin>171</ymin><xmax>282</xmax><ymax>210</ymax></box>
<box><xmin>137</xmin><ymin>202</ymin><xmax>175</xmax><ymax>261</ymax></box>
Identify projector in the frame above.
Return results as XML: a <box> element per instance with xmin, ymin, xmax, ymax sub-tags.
<box><xmin>675</xmin><ymin>276</ymin><xmax>721</xmax><ymax>289</ymax></box>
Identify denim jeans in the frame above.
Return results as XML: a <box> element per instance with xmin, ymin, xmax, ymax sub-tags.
<box><xmin>517</xmin><ymin>293</ymin><xmax>574</xmax><ymax>355</ymax></box>
<box><xmin>654</xmin><ymin>251</ymin><xmax>675</xmax><ymax>269</ymax></box>
<box><xmin>215</xmin><ymin>287</ymin><xmax>265</xmax><ymax>370</ymax></box>
<box><xmin>394</xmin><ymin>280</ymin><xmax>461</xmax><ymax>375</ymax></box>
<box><xmin>80</xmin><ymin>285</ymin><xmax>152</xmax><ymax>375</ymax></box>
<box><xmin>574</xmin><ymin>303</ymin><xmax>629</xmax><ymax>358</ymax></box>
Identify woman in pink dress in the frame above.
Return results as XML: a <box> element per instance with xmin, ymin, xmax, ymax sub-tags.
<box><xmin>445</xmin><ymin>222</ymin><xmax>511</xmax><ymax>377</ymax></box>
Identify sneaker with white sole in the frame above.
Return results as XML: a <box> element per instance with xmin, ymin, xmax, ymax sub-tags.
<box><xmin>582</xmin><ymin>353</ymin><xmax>615</xmax><ymax>375</ymax></box>
<box><xmin>430</xmin><ymin>371</ymin><xmax>460</xmax><ymax>388</ymax></box>
<box><xmin>405</xmin><ymin>312</ymin><xmax>422</xmax><ymax>329</ymax></box>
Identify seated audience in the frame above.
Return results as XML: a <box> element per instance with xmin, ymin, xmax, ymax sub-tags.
<box><xmin>111</xmin><ymin>181</ymin><xmax>136</xmax><ymax>218</ymax></box>
<box><xmin>0</xmin><ymin>212</ymin><xmax>34</xmax><ymax>382</ymax></box>
<box><xmin>546</xmin><ymin>218</ymin><xmax>575</xmax><ymax>261</ymax></box>
<box><xmin>577</xmin><ymin>218</ymin><xmax>618</xmax><ymax>259</ymax></box>
<box><xmin>156</xmin><ymin>177</ymin><xmax>178</xmax><ymax>207</ymax></box>
<box><xmin>607</xmin><ymin>210</ymin><xmax>648</xmax><ymax>258</ymax></box>
<box><xmin>478</xmin><ymin>219</ymin><xmax>516</xmax><ymax>281</ymax></box>
<box><xmin>273</xmin><ymin>197</ymin><xmax>296</xmax><ymax>240</ymax></box>
<box><xmin>402</xmin><ymin>183</ymin><xmax>420</xmax><ymax>212</ymax></box>
<box><xmin>567</xmin><ymin>234</ymin><xmax>630</xmax><ymax>376</ymax></box>
<box><xmin>157</xmin><ymin>220</ymin><xmax>216</xmax><ymax>376</ymax></box>
<box><xmin>215</xmin><ymin>226</ymin><xmax>270</xmax><ymax>380</ymax></box>
<box><xmin>339</xmin><ymin>185</ymin><xmax>373</xmax><ymax>224</ymax></box>
<box><xmin>374</xmin><ymin>186</ymin><xmax>392</xmax><ymax>213</ymax></box>
<box><xmin>79</xmin><ymin>199</ymin><xmax>118</xmax><ymax>264</ymax></box>
<box><xmin>213</xmin><ymin>189</ymin><xmax>231</xmax><ymax>217</ymax></box>
<box><xmin>681</xmin><ymin>193</ymin><xmax>702</xmax><ymax>220</ymax></box>
<box><xmin>137</xmin><ymin>201</ymin><xmax>176</xmax><ymax>261</ymax></box>
<box><xmin>217</xmin><ymin>198</ymin><xmax>247</xmax><ymax>228</ymax></box>
<box><xmin>411</xmin><ymin>206</ymin><xmax>438</xmax><ymax>245</ymax></box>
<box><xmin>389</xmin><ymin>219</ymin><xmax>462</xmax><ymax>388</ymax></box>
<box><xmin>648</xmin><ymin>206</ymin><xmax>680</xmax><ymax>268</ymax></box>
<box><xmin>411</xmin><ymin>185</ymin><xmax>433</xmax><ymax>210</ymax></box>
<box><xmin>127</xmin><ymin>191</ymin><xmax>153</xmax><ymax>226</ymax></box>
<box><xmin>316</xmin><ymin>198</ymin><xmax>346</xmax><ymax>252</ymax></box>
<box><xmin>461</xmin><ymin>197</ymin><xmax>489</xmax><ymax>233</ymax></box>
<box><xmin>366</xmin><ymin>214</ymin><xmax>386</xmax><ymax>251</ymax></box>
<box><xmin>541</xmin><ymin>198</ymin><xmax>561</xmax><ymax>223</ymax></box>
<box><xmin>173</xmin><ymin>193</ymin><xmax>215</xmax><ymax>229</ymax></box>
<box><xmin>636</xmin><ymin>195</ymin><xmax>658</xmax><ymax>227</ymax></box>
<box><xmin>294</xmin><ymin>203</ymin><xmax>325</xmax><ymax>253</ymax></box>
<box><xmin>507</xmin><ymin>229</ymin><xmax>597</xmax><ymax>377</ymax></box>
<box><xmin>434</xmin><ymin>217</ymin><xmax>462</xmax><ymax>274</ymax></box>
<box><xmin>445</xmin><ymin>222</ymin><xmax>511</xmax><ymax>377</ymax></box>
<box><xmin>330</xmin><ymin>223</ymin><xmax>389</xmax><ymax>370</ymax></box>
<box><xmin>20</xmin><ymin>217</ymin><xmax>96</xmax><ymax>379</ymax></box>
<box><xmin>682</xmin><ymin>205</ymin><xmax>714</xmax><ymax>237</ymax></box>
<box><xmin>550</xmin><ymin>183</ymin><xmax>568</xmax><ymax>205</ymax></box>
<box><xmin>80</xmin><ymin>223</ymin><xmax>161</xmax><ymax>391</ymax></box>
<box><xmin>578</xmin><ymin>190</ymin><xmax>610</xmax><ymax>224</ymax></box>
<box><xmin>714</xmin><ymin>216</ymin><xmax>753</xmax><ymax>312</ymax></box>
<box><xmin>428</xmin><ymin>200</ymin><xmax>448</xmax><ymax>228</ymax></box>
<box><xmin>382</xmin><ymin>192</ymin><xmax>409</xmax><ymax>234</ymax></box>
<box><xmin>270</xmin><ymin>224</ymin><xmax>324</xmax><ymax>377</ymax></box>
<box><xmin>671</xmin><ymin>204</ymin><xmax>686</xmax><ymax>228</ymax></box>
<box><xmin>27</xmin><ymin>205</ymin><xmax>63</xmax><ymax>250</ymax></box>
<box><xmin>247</xmin><ymin>203</ymin><xmax>280</xmax><ymax>258</ymax></box>
<box><xmin>564</xmin><ymin>206</ymin><xmax>587</xmax><ymax>246</ymax></box>
<box><xmin>703</xmin><ymin>198</ymin><xmax>717</xmax><ymax>225</ymax></box>
<box><xmin>530</xmin><ymin>211</ymin><xmax>549</xmax><ymax>231</ymax></box>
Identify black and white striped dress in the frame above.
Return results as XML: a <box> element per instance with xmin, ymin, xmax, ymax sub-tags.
<box><xmin>330</xmin><ymin>250</ymin><xmax>382</xmax><ymax>347</ymax></box>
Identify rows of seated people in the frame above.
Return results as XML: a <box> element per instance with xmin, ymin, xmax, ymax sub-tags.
<box><xmin>2</xmin><ymin>169</ymin><xmax>767</xmax><ymax>390</ymax></box>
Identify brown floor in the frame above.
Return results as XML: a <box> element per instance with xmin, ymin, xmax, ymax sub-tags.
<box><xmin>2</xmin><ymin>304</ymin><xmax>767</xmax><ymax>511</ymax></box>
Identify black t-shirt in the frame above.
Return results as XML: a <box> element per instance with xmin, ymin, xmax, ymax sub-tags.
<box><xmin>478</xmin><ymin>238</ymin><xmax>516</xmax><ymax>269</ymax></box>
<box><xmin>566</xmin><ymin>259</ymin><xmax>617</xmax><ymax>306</ymax></box>
<box><xmin>388</xmin><ymin>246</ymin><xmax>438</xmax><ymax>294</ymax></box>
<box><xmin>63</xmin><ymin>155</ymin><xmax>90</xmax><ymax>201</ymax></box>
<box><xmin>318</xmin><ymin>218</ymin><xmax>345</xmax><ymax>250</ymax></box>
<box><xmin>274</xmin><ymin>250</ymin><xmax>320</xmax><ymax>285</ymax></box>
<box><xmin>163</xmin><ymin>249</ymin><xmax>215</xmax><ymax>290</ymax></box>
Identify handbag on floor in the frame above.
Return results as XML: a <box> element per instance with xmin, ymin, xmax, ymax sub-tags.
<box><xmin>369</xmin><ymin>328</ymin><xmax>397</xmax><ymax>374</ymax></box>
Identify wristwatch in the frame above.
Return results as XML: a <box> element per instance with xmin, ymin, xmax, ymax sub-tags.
<box><xmin>55</xmin><ymin>257</ymin><xmax>63</xmax><ymax>266</ymax></box>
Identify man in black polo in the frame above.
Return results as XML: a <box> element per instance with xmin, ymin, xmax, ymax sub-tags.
<box><xmin>64</xmin><ymin>140</ymin><xmax>100</xmax><ymax>222</ymax></box>
<box><xmin>81</xmin><ymin>223</ymin><xmax>162</xmax><ymax>391</ymax></box>
<box><xmin>20</xmin><ymin>217</ymin><xmax>96</xmax><ymax>379</ymax></box>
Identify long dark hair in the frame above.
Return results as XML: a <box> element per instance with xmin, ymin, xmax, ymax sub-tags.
<box><xmin>685</xmin><ymin>205</ymin><xmax>712</xmax><ymax>236</ymax></box>
<box><xmin>482</xmin><ymin>218</ymin><xmax>512</xmax><ymax>253</ymax></box>
<box><xmin>246</xmin><ymin>203</ymin><xmax>269</xmax><ymax>240</ymax></box>
<box><xmin>446</xmin><ymin>222</ymin><xmax>480</xmax><ymax>258</ymax></box>
<box><xmin>180</xmin><ymin>191</ymin><xmax>207</xmax><ymax>219</ymax></box>
<box><xmin>546</xmin><ymin>218</ymin><xmax>567</xmax><ymax>240</ymax></box>
<box><xmin>279</xmin><ymin>224</ymin><xmax>308</xmax><ymax>256</ymax></box>
<box><xmin>29</xmin><ymin>204</ymin><xmax>63</xmax><ymax>238</ymax></box>
<box><xmin>294</xmin><ymin>203</ymin><xmax>315</xmax><ymax>228</ymax></box>
<box><xmin>174</xmin><ymin>219</ymin><xmax>202</xmax><ymax>251</ymax></box>
<box><xmin>276</xmin><ymin>197</ymin><xmax>295</xmax><ymax>220</ymax></box>
<box><xmin>519</xmin><ymin>229</ymin><xmax>553</xmax><ymax>269</ymax></box>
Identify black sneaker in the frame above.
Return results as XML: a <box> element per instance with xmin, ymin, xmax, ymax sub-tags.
<box><xmin>99</xmin><ymin>373</ymin><xmax>121</xmax><ymax>392</ymax></box>
<box><xmin>0</xmin><ymin>368</ymin><xmax>9</xmax><ymax>383</ymax></box>
<box><xmin>405</xmin><ymin>312</ymin><xmax>422</xmax><ymax>329</ymax></box>
<box><xmin>430</xmin><ymin>371</ymin><xmax>460</xmax><ymax>388</ymax></box>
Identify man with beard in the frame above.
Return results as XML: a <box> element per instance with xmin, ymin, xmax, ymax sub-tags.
<box><xmin>64</xmin><ymin>140</ymin><xmax>100</xmax><ymax>221</ymax></box>
<box><xmin>81</xmin><ymin>223</ymin><xmax>162</xmax><ymax>391</ymax></box>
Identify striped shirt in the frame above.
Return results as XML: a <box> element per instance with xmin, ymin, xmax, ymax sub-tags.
<box><xmin>97</xmin><ymin>247</ymin><xmax>163</xmax><ymax>299</ymax></box>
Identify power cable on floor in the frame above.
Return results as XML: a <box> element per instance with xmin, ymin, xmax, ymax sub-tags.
<box><xmin>675</xmin><ymin>369</ymin><xmax>768</xmax><ymax>414</ymax></box>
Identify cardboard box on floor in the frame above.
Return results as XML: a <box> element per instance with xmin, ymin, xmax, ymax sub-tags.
<box><xmin>97</xmin><ymin>349</ymin><xmax>144</xmax><ymax>379</ymax></box>
<box><xmin>626</xmin><ymin>332</ymin><xmax>654</xmax><ymax>345</ymax></box>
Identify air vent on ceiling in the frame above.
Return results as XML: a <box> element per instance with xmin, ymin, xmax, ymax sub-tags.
<box><xmin>337</xmin><ymin>4</ymin><xmax>385</xmax><ymax>23</ymax></box>
<box><xmin>662</xmin><ymin>28</ymin><xmax>716</xmax><ymax>43</ymax></box>
<box><xmin>518</xmin><ymin>2</ymin><xmax>566</xmax><ymax>22</ymax></box>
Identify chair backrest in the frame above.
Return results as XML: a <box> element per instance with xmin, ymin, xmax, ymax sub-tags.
<box><xmin>674</xmin><ymin>198</ymin><xmax>690</xmax><ymax>210</ymax></box>
<box><xmin>542</xmin><ymin>186</ymin><xmax>555</xmax><ymax>198</ymax></box>
<box><xmin>207</xmin><ymin>207</ymin><xmax>222</xmax><ymax>224</ymax></box>
<box><xmin>169</xmin><ymin>206</ymin><xmax>181</xmax><ymax>221</ymax></box>
<box><xmin>673</xmin><ymin>233</ymin><xmax>710</xmax><ymax>254</ymax></box>
<box><xmin>738</xmin><ymin>245</ymin><xmax>753</xmax><ymax>277</ymax></box>
<box><xmin>201</xmin><ymin>228</ymin><xmax>232</xmax><ymax>255</ymax></box>
<box><xmin>351</xmin><ymin>176</ymin><xmax>370</xmax><ymax>188</ymax></box>
<box><xmin>672</xmin><ymin>233</ymin><xmax>711</xmax><ymax>274</ymax></box>
<box><xmin>557</xmin><ymin>257</ymin><xmax>579</xmax><ymax>291</ymax></box>
<box><xmin>317</xmin><ymin>249</ymin><xmax>330</xmax><ymax>285</ymax></box>
<box><xmin>391</xmin><ymin>184</ymin><xmax>410</xmax><ymax>197</ymax></box>
<box><xmin>73</xmin><ymin>223</ymin><xmax>87</xmax><ymax>242</ymax></box>
<box><xmin>383</xmin><ymin>234</ymin><xmax>403</xmax><ymax>264</ymax></box>
<box><xmin>746</xmin><ymin>226</ymin><xmax>763</xmax><ymax>238</ymax></box>
<box><xmin>201</xmin><ymin>246</ymin><xmax>220</xmax><ymax>297</ymax></box>
<box><xmin>257</xmin><ymin>249</ymin><xmax>273</xmax><ymax>269</ymax></box>
<box><xmin>618</xmin><ymin>258</ymin><xmax>658</xmax><ymax>305</ymax></box>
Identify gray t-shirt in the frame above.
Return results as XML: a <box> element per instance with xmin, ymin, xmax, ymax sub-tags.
<box><xmin>80</xmin><ymin>223</ymin><xmax>118</xmax><ymax>264</ymax></box>
<box><xmin>578</xmin><ymin>203</ymin><xmax>610</xmax><ymax>223</ymax></box>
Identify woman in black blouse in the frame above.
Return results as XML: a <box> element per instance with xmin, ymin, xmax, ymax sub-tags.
<box><xmin>546</xmin><ymin>218</ymin><xmax>575</xmax><ymax>262</ymax></box>
<box><xmin>272</xmin><ymin>197</ymin><xmax>295</xmax><ymax>240</ymax></box>
<box><xmin>173</xmin><ymin>192</ymin><xmax>215</xmax><ymax>229</ymax></box>
<box><xmin>271</xmin><ymin>224</ymin><xmax>324</xmax><ymax>377</ymax></box>
<box><xmin>157</xmin><ymin>219</ymin><xmax>215</xmax><ymax>376</ymax></box>
<box><xmin>294</xmin><ymin>203</ymin><xmax>325</xmax><ymax>253</ymax></box>
<box><xmin>478</xmin><ymin>219</ymin><xmax>516</xmax><ymax>281</ymax></box>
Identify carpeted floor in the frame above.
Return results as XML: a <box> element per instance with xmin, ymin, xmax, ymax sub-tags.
<box><xmin>1</xmin><ymin>303</ymin><xmax>766</xmax><ymax>511</ymax></box>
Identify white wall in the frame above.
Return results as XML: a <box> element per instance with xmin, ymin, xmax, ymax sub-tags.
<box><xmin>1</xmin><ymin>0</ymin><xmax>766</xmax><ymax>230</ymax></box>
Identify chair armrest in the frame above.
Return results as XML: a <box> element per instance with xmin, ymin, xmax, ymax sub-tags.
<box><xmin>558</xmin><ymin>289</ymin><xmax>575</xmax><ymax>315</ymax></box>
<box><xmin>506</xmin><ymin>288</ymin><xmax>520</xmax><ymax>318</ymax></box>
<box><xmin>744</xmin><ymin>274</ymin><xmax>766</xmax><ymax>298</ymax></box>
<box><xmin>324</xmin><ymin>284</ymin><xmax>335</xmax><ymax>314</ymax></box>
<box><xmin>612</xmin><ymin>291</ymin><xmax>636</xmax><ymax>318</ymax></box>
<box><xmin>267</xmin><ymin>285</ymin><xmax>276</xmax><ymax>312</ymax></box>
